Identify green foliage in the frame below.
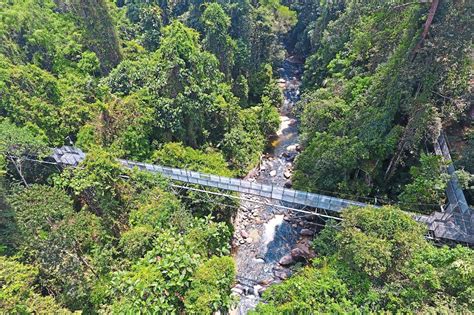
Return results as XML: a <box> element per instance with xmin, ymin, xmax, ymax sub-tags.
<box><xmin>8</xmin><ymin>185</ymin><xmax>73</xmax><ymax>240</ymax></box>
<box><xmin>67</xmin><ymin>0</ymin><xmax>122</xmax><ymax>74</ymax></box>
<box><xmin>184</xmin><ymin>256</ymin><xmax>236</xmax><ymax>314</ymax></box>
<box><xmin>0</xmin><ymin>0</ymin><xmax>84</xmax><ymax>70</ymax></box>
<box><xmin>78</xmin><ymin>51</ymin><xmax>100</xmax><ymax>75</ymax></box>
<box><xmin>249</xmin><ymin>63</ymin><xmax>274</xmax><ymax>103</ymax></box>
<box><xmin>184</xmin><ymin>216</ymin><xmax>232</xmax><ymax>258</ymax></box>
<box><xmin>339</xmin><ymin>206</ymin><xmax>427</xmax><ymax>278</ymax></box>
<box><xmin>107</xmin><ymin>230</ymin><xmax>200</xmax><ymax>313</ymax></box>
<box><xmin>0</xmin><ymin>119</ymin><xmax>50</xmax><ymax>159</ymax></box>
<box><xmin>311</xmin><ymin>219</ymin><xmax>339</xmax><ymax>256</ymax></box>
<box><xmin>293</xmin><ymin>133</ymin><xmax>367</xmax><ymax>195</ymax></box>
<box><xmin>258</xmin><ymin>96</ymin><xmax>281</xmax><ymax>137</ymax></box>
<box><xmin>0</xmin><ymin>256</ymin><xmax>72</xmax><ymax>314</ymax></box>
<box><xmin>34</xmin><ymin>211</ymin><xmax>105</xmax><ymax>311</ymax></box>
<box><xmin>455</xmin><ymin>169</ymin><xmax>474</xmax><ymax>191</ymax></box>
<box><xmin>55</xmin><ymin>148</ymin><xmax>123</xmax><ymax>199</ymax></box>
<box><xmin>138</xmin><ymin>6</ymin><xmax>162</xmax><ymax>51</ymax></box>
<box><xmin>399</xmin><ymin>153</ymin><xmax>450</xmax><ymax>212</ymax></box>
<box><xmin>298</xmin><ymin>88</ymin><xmax>350</xmax><ymax>143</ymax></box>
<box><xmin>105</xmin><ymin>20</ymin><xmax>240</xmax><ymax>149</ymax></box>
<box><xmin>0</xmin><ymin>0</ymin><xmax>103</xmax><ymax>143</ymax></box>
<box><xmin>294</xmin><ymin>1</ymin><xmax>472</xmax><ymax>204</ymax></box>
<box><xmin>1</xmin><ymin>0</ymin><xmax>472</xmax><ymax>313</ymax></box>
<box><xmin>54</xmin><ymin>147</ymin><xmax>127</xmax><ymax>226</ymax></box>
<box><xmin>233</xmin><ymin>74</ymin><xmax>249</xmax><ymax>107</ymax></box>
<box><xmin>119</xmin><ymin>225</ymin><xmax>155</xmax><ymax>260</ymax></box>
<box><xmin>129</xmin><ymin>187</ymin><xmax>187</xmax><ymax>230</ymax></box>
<box><xmin>201</xmin><ymin>3</ymin><xmax>236</xmax><ymax>79</ymax></box>
<box><xmin>258</xmin><ymin>205</ymin><xmax>474</xmax><ymax>313</ymax></box>
<box><xmin>152</xmin><ymin>142</ymin><xmax>233</xmax><ymax>176</ymax></box>
<box><xmin>222</xmin><ymin>124</ymin><xmax>264</xmax><ymax>175</ymax></box>
<box><xmin>86</xmin><ymin>92</ymin><xmax>155</xmax><ymax>159</ymax></box>
<box><xmin>254</xmin><ymin>261</ymin><xmax>358</xmax><ymax>314</ymax></box>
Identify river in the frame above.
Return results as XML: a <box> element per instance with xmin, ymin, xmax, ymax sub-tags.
<box><xmin>230</xmin><ymin>55</ymin><xmax>315</xmax><ymax>314</ymax></box>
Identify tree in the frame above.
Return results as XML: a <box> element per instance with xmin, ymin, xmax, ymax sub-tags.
<box><xmin>67</xmin><ymin>0</ymin><xmax>122</xmax><ymax>74</ymax></box>
<box><xmin>254</xmin><ymin>261</ymin><xmax>358</xmax><ymax>314</ymax></box>
<box><xmin>8</xmin><ymin>185</ymin><xmax>73</xmax><ymax>240</ymax></box>
<box><xmin>257</xmin><ymin>205</ymin><xmax>473</xmax><ymax>313</ymax></box>
<box><xmin>82</xmin><ymin>91</ymin><xmax>155</xmax><ymax>160</ymax></box>
<box><xmin>298</xmin><ymin>89</ymin><xmax>349</xmax><ymax>144</ymax></box>
<box><xmin>34</xmin><ymin>211</ymin><xmax>105</xmax><ymax>311</ymax></box>
<box><xmin>106</xmin><ymin>230</ymin><xmax>200</xmax><ymax>313</ymax></box>
<box><xmin>258</xmin><ymin>96</ymin><xmax>280</xmax><ymax>137</ymax></box>
<box><xmin>119</xmin><ymin>225</ymin><xmax>155</xmax><ymax>260</ymax></box>
<box><xmin>54</xmin><ymin>147</ymin><xmax>126</xmax><ymax>224</ymax></box>
<box><xmin>221</xmin><ymin>124</ymin><xmax>264</xmax><ymax>175</ymax></box>
<box><xmin>184</xmin><ymin>256</ymin><xmax>236</xmax><ymax>314</ymax></box>
<box><xmin>0</xmin><ymin>120</ymin><xmax>50</xmax><ymax>186</ymax></box>
<box><xmin>105</xmin><ymin>20</ymin><xmax>239</xmax><ymax>148</ymax></box>
<box><xmin>293</xmin><ymin>133</ymin><xmax>367</xmax><ymax>195</ymax></box>
<box><xmin>201</xmin><ymin>3</ymin><xmax>236</xmax><ymax>79</ymax></box>
<box><xmin>399</xmin><ymin>153</ymin><xmax>450</xmax><ymax>213</ymax></box>
<box><xmin>338</xmin><ymin>206</ymin><xmax>427</xmax><ymax>279</ymax></box>
<box><xmin>151</xmin><ymin>142</ymin><xmax>233</xmax><ymax>176</ymax></box>
<box><xmin>138</xmin><ymin>6</ymin><xmax>162</xmax><ymax>51</ymax></box>
<box><xmin>0</xmin><ymin>256</ymin><xmax>72</xmax><ymax>314</ymax></box>
<box><xmin>128</xmin><ymin>186</ymin><xmax>188</xmax><ymax>230</ymax></box>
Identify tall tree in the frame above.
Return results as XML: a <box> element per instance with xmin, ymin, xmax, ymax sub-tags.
<box><xmin>67</xmin><ymin>0</ymin><xmax>122</xmax><ymax>74</ymax></box>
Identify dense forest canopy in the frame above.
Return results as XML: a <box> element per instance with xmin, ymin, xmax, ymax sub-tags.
<box><xmin>291</xmin><ymin>0</ymin><xmax>473</xmax><ymax>211</ymax></box>
<box><xmin>0</xmin><ymin>0</ymin><xmax>473</xmax><ymax>313</ymax></box>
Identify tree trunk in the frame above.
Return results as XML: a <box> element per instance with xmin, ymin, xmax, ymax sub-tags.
<box><xmin>412</xmin><ymin>0</ymin><xmax>440</xmax><ymax>60</ymax></box>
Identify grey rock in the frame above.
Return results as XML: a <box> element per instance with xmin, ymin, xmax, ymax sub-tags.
<box><xmin>231</xmin><ymin>287</ymin><xmax>243</xmax><ymax>295</ymax></box>
<box><xmin>279</xmin><ymin>254</ymin><xmax>294</xmax><ymax>266</ymax></box>
<box><xmin>274</xmin><ymin>270</ymin><xmax>289</xmax><ymax>280</ymax></box>
<box><xmin>259</xmin><ymin>278</ymin><xmax>273</xmax><ymax>286</ymax></box>
<box><xmin>254</xmin><ymin>258</ymin><xmax>265</xmax><ymax>264</ymax></box>
<box><xmin>300</xmin><ymin>228</ymin><xmax>314</xmax><ymax>236</ymax></box>
<box><xmin>240</xmin><ymin>230</ymin><xmax>249</xmax><ymax>239</ymax></box>
<box><xmin>253</xmin><ymin>285</ymin><xmax>263</xmax><ymax>296</ymax></box>
<box><xmin>286</xmin><ymin>154</ymin><xmax>296</xmax><ymax>162</ymax></box>
<box><xmin>291</xmin><ymin>248</ymin><xmax>307</xmax><ymax>260</ymax></box>
<box><xmin>269</xmin><ymin>170</ymin><xmax>277</xmax><ymax>177</ymax></box>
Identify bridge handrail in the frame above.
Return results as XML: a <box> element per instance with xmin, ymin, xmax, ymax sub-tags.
<box><xmin>118</xmin><ymin>158</ymin><xmax>366</xmax><ymax>212</ymax></box>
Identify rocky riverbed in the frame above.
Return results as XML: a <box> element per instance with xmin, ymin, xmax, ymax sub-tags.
<box><xmin>230</xmin><ymin>56</ymin><xmax>317</xmax><ymax>314</ymax></box>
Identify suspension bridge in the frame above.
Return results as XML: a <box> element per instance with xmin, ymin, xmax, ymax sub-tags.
<box><xmin>48</xmin><ymin>145</ymin><xmax>473</xmax><ymax>245</ymax></box>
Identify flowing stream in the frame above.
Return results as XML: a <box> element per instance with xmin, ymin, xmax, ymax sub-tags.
<box><xmin>230</xmin><ymin>55</ymin><xmax>313</xmax><ymax>314</ymax></box>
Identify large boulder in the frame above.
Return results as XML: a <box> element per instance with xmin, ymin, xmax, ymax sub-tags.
<box><xmin>240</xmin><ymin>230</ymin><xmax>249</xmax><ymax>239</ymax></box>
<box><xmin>290</xmin><ymin>248</ymin><xmax>306</xmax><ymax>260</ymax></box>
<box><xmin>279</xmin><ymin>254</ymin><xmax>294</xmax><ymax>266</ymax></box>
<box><xmin>274</xmin><ymin>270</ymin><xmax>289</xmax><ymax>280</ymax></box>
<box><xmin>300</xmin><ymin>228</ymin><xmax>314</xmax><ymax>236</ymax></box>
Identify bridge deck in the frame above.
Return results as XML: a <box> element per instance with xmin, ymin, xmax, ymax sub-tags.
<box><xmin>49</xmin><ymin>146</ymin><xmax>365</xmax><ymax>212</ymax></box>
<box><xmin>118</xmin><ymin>159</ymin><xmax>367</xmax><ymax>212</ymax></box>
<box><xmin>49</xmin><ymin>146</ymin><xmax>473</xmax><ymax>245</ymax></box>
